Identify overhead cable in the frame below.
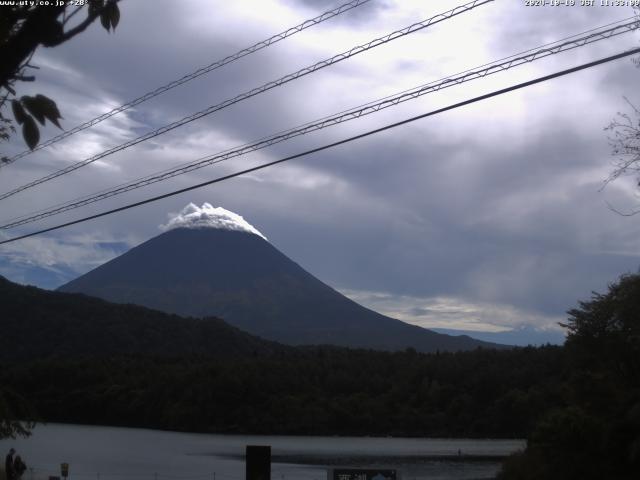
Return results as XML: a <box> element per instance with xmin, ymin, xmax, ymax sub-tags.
<box><xmin>1</xmin><ymin>46</ymin><xmax>638</xmax><ymax>246</ymax></box>
<box><xmin>0</xmin><ymin>0</ymin><xmax>495</xmax><ymax>201</ymax></box>
<box><xmin>0</xmin><ymin>0</ymin><xmax>373</xmax><ymax>167</ymax></box>
<box><xmin>2</xmin><ymin>17</ymin><xmax>638</xmax><ymax>230</ymax></box>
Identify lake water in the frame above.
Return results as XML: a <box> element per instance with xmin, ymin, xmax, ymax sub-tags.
<box><xmin>0</xmin><ymin>424</ymin><xmax>525</xmax><ymax>480</ymax></box>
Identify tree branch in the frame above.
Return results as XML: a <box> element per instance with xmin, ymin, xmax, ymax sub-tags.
<box><xmin>0</xmin><ymin>1</ymin><xmax>121</xmax><ymax>86</ymax></box>
<box><xmin>53</xmin><ymin>1</ymin><xmax>121</xmax><ymax>46</ymax></box>
<box><xmin>606</xmin><ymin>200</ymin><xmax>640</xmax><ymax>217</ymax></box>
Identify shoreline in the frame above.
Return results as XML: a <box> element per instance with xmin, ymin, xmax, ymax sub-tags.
<box><xmin>218</xmin><ymin>453</ymin><xmax>512</xmax><ymax>465</ymax></box>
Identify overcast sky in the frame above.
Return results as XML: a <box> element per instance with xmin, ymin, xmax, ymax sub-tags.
<box><xmin>1</xmin><ymin>0</ymin><xmax>640</xmax><ymax>344</ymax></box>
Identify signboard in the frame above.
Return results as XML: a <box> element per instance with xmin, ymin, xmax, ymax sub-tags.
<box><xmin>246</xmin><ymin>445</ymin><xmax>270</xmax><ymax>480</ymax></box>
<box><xmin>330</xmin><ymin>469</ymin><xmax>397</xmax><ymax>480</ymax></box>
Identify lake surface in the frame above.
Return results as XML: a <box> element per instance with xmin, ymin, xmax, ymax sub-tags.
<box><xmin>0</xmin><ymin>424</ymin><xmax>525</xmax><ymax>480</ymax></box>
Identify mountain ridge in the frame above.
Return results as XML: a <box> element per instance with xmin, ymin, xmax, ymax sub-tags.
<box><xmin>0</xmin><ymin>274</ymin><xmax>284</xmax><ymax>360</ymax></box>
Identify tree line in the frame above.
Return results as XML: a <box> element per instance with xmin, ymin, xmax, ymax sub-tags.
<box><xmin>0</xmin><ymin>345</ymin><xmax>564</xmax><ymax>439</ymax></box>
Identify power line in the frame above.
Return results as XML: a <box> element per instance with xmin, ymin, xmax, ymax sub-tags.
<box><xmin>2</xmin><ymin>18</ymin><xmax>637</xmax><ymax>230</ymax></box>
<box><xmin>2</xmin><ymin>17</ymin><xmax>636</xmax><ymax>228</ymax></box>
<box><xmin>0</xmin><ymin>0</ymin><xmax>373</xmax><ymax>167</ymax></box>
<box><xmin>1</xmin><ymin>46</ymin><xmax>638</xmax><ymax>246</ymax></box>
<box><xmin>0</xmin><ymin>0</ymin><xmax>494</xmax><ymax>201</ymax></box>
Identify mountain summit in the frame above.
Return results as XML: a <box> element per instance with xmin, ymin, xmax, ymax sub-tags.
<box><xmin>59</xmin><ymin>205</ymin><xmax>499</xmax><ymax>352</ymax></box>
<box><xmin>159</xmin><ymin>202</ymin><xmax>267</xmax><ymax>240</ymax></box>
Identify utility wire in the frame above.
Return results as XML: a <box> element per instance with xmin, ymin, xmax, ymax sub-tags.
<box><xmin>2</xmin><ymin>18</ymin><xmax>637</xmax><ymax>230</ymax></box>
<box><xmin>10</xmin><ymin>14</ymin><xmax>637</xmax><ymax>234</ymax></box>
<box><xmin>0</xmin><ymin>0</ymin><xmax>372</xmax><ymax>167</ymax></box>
<box><xmin>1</xmin><ymin>46</ymin><xmax>638</xmax><ymax>246</ymax></box>
<box><xmin>0</xmin><ymin>0</ymin><xmax>494</xmax><ymax>201</ymax></box>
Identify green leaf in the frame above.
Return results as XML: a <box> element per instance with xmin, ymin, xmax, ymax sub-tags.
<box><xmin>11</xmin><ymin>100</ymin><xmax>27</xmax><ymax>125</ymax></box>
<box><xmin>21</xmin><ymin>96</ymin><xmax>46</xmax><ymax>125</ymax></box>
<box><xmin>98</xmin><ymin>2</ymin><xmax>120</xmax><ymax>32</ymax></box>
<box><xmin>109</xmin><ymin>2</ymin><xmax>120</xmax><ymax>31</ymax></box>
<box><xmin>88</xmin><ymin>0</ymin><xmax>105</xmax><ymax>17</ymax></box>
<box><xmin>100</xmin><ymin>10</ymin><xmax>111</xmax><ymax>32</ymax></box>
<box><xmin>22</xmin><ymin>115</ymin><xmax>40</xmax><ymax>150</ymax></box>
<box><xmin>34</xmin><ymin>94</ymin><xmax>63</xmax><ymax>129</ymax></box>
<box><xmin>20</xmin><ymin>95</ymin><xmax>63</xmax><ymax>129</ymax></box>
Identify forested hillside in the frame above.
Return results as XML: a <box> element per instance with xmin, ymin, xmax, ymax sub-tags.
<box><xmin>0</xmin><ymin>275</ymin><xmax>284</xmax><ymax>360</ymax></box>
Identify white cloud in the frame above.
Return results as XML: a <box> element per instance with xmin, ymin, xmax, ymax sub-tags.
<box><xmin>0</xmin><ymin>230</ymin><xmax>134</xmax><ymax>287</ymax></box>
<box><xmin>159</xmin><ymin>202</ymin><xmax>267</xmax><ymax>240</ymax></box>
<box><xmin>0</xmin><ymin>232</ymin><xmax>127</xmax><ymax>269</ymax></box>
<box><xmin>340</xmin><ymin>288</ymin><xmax>564</xmax><ymax>333</ymax></box>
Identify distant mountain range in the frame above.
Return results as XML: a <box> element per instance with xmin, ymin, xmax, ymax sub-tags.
<box><xmin>433</xmin><ymin>326</ymin><xmax>565</xmax><ymax>346</ymax></box>
<box><xmin>0</xmin><ymin>275</ymin><xmax>283</xmax><ymax>361</ymax></box>
<box><xmin>58</xmin><ymin>227</ymin><xmax>502</xmax><ymax>352</ymax></box>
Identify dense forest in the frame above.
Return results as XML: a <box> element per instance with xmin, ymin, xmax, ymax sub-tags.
<box><xmin>1</xmin><ymin>273</ymin><xmax>639</xmax><ymax>478</ymax></box>
<box><xmin>1</xmin><ymin>346</ymin><xmax>564</xmax><ymax>438</ymax></box>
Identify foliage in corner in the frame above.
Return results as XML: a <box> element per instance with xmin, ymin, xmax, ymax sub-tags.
<box><xmin>0</xmin><ymin>0</ymin><xmax>121</xmax><ymax>159</ymax></box>
<box><xmin>11</xmin><ymin>94</ymin><xmax>62</xmax><ymax>150</ymax></box>
<box><xmin>498</xmin><ymin>273</ymin><xmax>640</xmax><ymax>480</ymax></box>
<box><xmin>602</xmin><ymin>7</ymin><xmax>640</xmax><ymax>215</ymax></box>
<box><xmin>603</xmin><ymin>99</ymin><xmax>640</xmax><ymax>215</ymax></box>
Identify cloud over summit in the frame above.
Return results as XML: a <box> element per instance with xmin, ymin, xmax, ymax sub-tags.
<box><xmin>159</xmin><ymin>203</ymin><xmax>267</xmax><ymax>240</ymax></box>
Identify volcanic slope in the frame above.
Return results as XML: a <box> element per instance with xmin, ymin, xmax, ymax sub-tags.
<box><xmin>59</xmin><ymin>224</ymin><xmax>500</xmax><ymax>352</ymax></box>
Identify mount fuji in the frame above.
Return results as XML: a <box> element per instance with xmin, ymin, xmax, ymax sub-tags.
<box><xmin>58</xmin><ymin>204</ymin><xmax>500</xmax><ymax>352</ymax></box>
